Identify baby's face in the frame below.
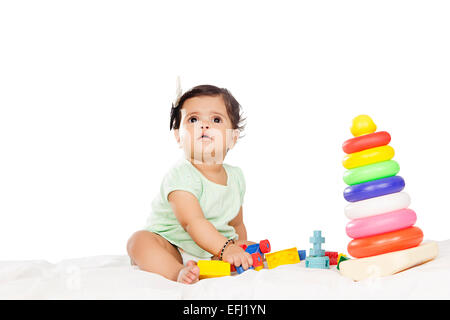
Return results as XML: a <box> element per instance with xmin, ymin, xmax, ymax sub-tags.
<box><xmin>175</xmin><ymin>95</ymin><xmax>239</xmax><ymax>163</ymax></box>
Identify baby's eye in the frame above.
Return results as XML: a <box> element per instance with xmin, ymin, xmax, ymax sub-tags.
<box><xmin>188</xmin><ymin>117</ymin><xmax>198</xmax><ymax>123</ymax></box>
<box><xmin>213</xmin><ymin>117</ymin><xmax>222</xmax><ymax>123</ymax></box>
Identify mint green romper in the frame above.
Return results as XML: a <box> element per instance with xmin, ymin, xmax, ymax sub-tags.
<box><xmin>145</xmin><ymin>157</ymin><xmax>246</xmax><ymax>259</ymax></box>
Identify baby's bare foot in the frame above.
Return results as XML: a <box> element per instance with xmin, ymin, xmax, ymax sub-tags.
<box><xmin>177</xmin><ymin>260</ymin><xmax>200</xmax><ymax>284</ymax></box>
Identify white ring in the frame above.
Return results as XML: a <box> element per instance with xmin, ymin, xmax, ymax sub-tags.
<box><xmin>344</xmin><ymin>192</ymin><xmax>411</xmax><ymax>220</ymax></box>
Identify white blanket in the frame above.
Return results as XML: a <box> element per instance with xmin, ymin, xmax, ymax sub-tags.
<box><xmin>1</xmin><ymin>240</ymin><xmax>450</xmax><ymax>299</ymax></box>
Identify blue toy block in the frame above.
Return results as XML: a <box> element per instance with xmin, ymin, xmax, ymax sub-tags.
<box><xmin>309</xmin><ymin>230</ymin><xmax>325</xmax><ymax>257</ymax></box>
<box><xmin>298</xmin><ymin>250</ymin><xmax>306</xmax><ymax>261</ymax></box>
<box><xmin>235</xmin><ymin>265</ymin><xmax>254</xmax><ymax>274</ymax></box>
<box><xmin>305</xmin><ymin>256</ymin><xmax>330</xmax><ymax>269</ymax></box>
<box><xmin>236</xmin><ymin>240</ymin><xmax>271</xmax><ymax>274</ymax></box>
<box><xmin>245</xmin><ymin>243</ymin><xmax>261</xmax><ymax>255</ymax></box>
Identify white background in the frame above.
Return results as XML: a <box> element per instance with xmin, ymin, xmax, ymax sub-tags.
<box><xmin>1</xmin><ymin>1</ymin><xmax>449</xmax><ymax>263</ymax></box>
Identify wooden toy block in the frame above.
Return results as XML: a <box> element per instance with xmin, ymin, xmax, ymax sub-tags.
<box><xmin>305</xmin><ymin>256</ymin><xmax>330</xmax><ymax>269</ymax></box>
<box><xmin>339</xmin><ymin>241</ymin><xmax>439</xmax><ymax>281</ymax></box>
<box><xmin>246</xmin><ymin>243</ymin><xmax>261</xmax><ymax>255</ymax></box>
<box><xmin>309</xmin><ymin>230</ymin><xmax>326</xmax><ymax>257</ymax></box>
<box><xmin>198</xmin><ymin>260</ymin><xmax>231</xmax><ymax>279</ymax></box>
<box><xmin>298</xmin><ymin>250</ymin><xmax>306</xmax><ymax>261</ymax></box>
<box><xmin>325</xmin><ymin>251</ymin><xmax>339</xmax><ymax>265</ymax></box>
<box><xmin>265</xmin><ymin>247</ymin><xmax>300</xmax><ymax>269</ymax></box>
<box><xmin>242</xmin><ymin>240</ymin><xmax>271</xmax><ymax>256</ymax></box>
<box><xmin>236</xmin><ymin>265</ymin><xmax>253</xmax><ymax>274</ymax></box>
<box><xmin>251</xmin><ymin>252</ymin><xmax>263</xmax><ymax>267</ymax></box>
<box><xmin>235</xmin><ymin>239</ymin><xmax>271</xmax><ymax>275</ymax></box>
<box><xmin>236</xmin><ymin>252</ymin><xmax>263</xmax><ymax>274</ymax></box>
<box><xmin>259</xmin><ymin>239</ymin><xmax>271</xmax><ymax>253</ymax></box>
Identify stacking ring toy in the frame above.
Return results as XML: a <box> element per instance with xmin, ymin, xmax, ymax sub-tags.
<box><xmin>345</xmin><ymin>192</ymin><xmax>411</xmax><ymax>219</ymax></box>
<box><xmin>343</xmin><ymin>176</ymin><xmax>405</xmax><ymax>202</ymax></box>
<box><xmin>347</xmin><ymin>226</ymin><xmax>423</xmax><ymax>258</ymax></box>
<box><xmin>342</xmin><ymin>131</ymin><xmax>391</xmax><ymax>154</ymax></box>
<box><xmin>342</xmin><ymin>145</ymin><xmax>395</xmax><ymax>169</ymax></box>
<box><xmin>350</xmin><ymin>115</ymin><xmax>377</xmax><ymax>137</ymax></box>
<box><xmin>346</xmin><ymin>208</ymin><xmax>417</xmax><ymax>239</ymax></box>
<box><xmin>343</xmin><ymin>160</ymin><xmax>400</xmax><ymax>185</ymax></box>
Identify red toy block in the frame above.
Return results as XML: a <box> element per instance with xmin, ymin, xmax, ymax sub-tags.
<box><xmin>230</xmin><ymin>264</ymin><xmax>236</xmax><ymax>272</ymax></box>
<box><xmin>251</xmin><ymin>252</ymin><xmax>263</xmax><ymax>267</ymax></box>
<box><xmin>325</xmin><ymin>251</ymin><xmax>339</xmax><ymax>265</ymax></box>
<box><xmin>239</xmin><ymin>244</ymin><xmax>248</xmax><ymax>251</ymax></box>
<box><xmin>259</xmin><ymin>239</ymin><xmax>271</xmax><ymax>253</ymax></box>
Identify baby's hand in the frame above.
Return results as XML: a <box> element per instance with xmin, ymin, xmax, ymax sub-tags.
<box><xmin>222</xmin><ymin>244</ymin><xmax>253</xmax><ymax>270</ymax></box>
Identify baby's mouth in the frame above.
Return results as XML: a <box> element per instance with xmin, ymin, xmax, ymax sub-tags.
<box><xmin>199</xmin><ymin>134</ymin><xmax>213</xmax><ymax>140</ymax></box>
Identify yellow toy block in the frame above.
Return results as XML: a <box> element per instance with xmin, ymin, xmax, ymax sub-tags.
<box><xmin>265</xmin><ymin>247</ymin><xmax>300</xmax><ymax>269</ymax></box>
<box><xmin>198</xmin><ymin>260</ymin><xmax>231</xmax><ymax>279</ymax></box>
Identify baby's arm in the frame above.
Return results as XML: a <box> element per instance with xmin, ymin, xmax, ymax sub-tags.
<box><xmin>168</xmin><ymin>190</ymin><xmax>253</xmax><ymax>269</ymax></box>
<box><xmin>228</xmin><ymin>207</ymin><xmax>256</xmax><ymax>247</ymax></box>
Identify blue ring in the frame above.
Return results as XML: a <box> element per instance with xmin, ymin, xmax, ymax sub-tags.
<box><xmin>343</xmin><ymin>176</ymin><xmax>405</xmax><ymax>202</ymax></box>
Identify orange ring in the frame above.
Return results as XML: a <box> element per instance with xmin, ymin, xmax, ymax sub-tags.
<box><xmin>347</xmin><ymin>226</ymin><xmax>423</xmax><ymax>258</ymax></box>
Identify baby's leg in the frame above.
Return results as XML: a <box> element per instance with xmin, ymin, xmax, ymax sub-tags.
<box><xmin>127</xmin><ymin>230</ymin><xmax>199</xmax><ymax>283</ymax></box>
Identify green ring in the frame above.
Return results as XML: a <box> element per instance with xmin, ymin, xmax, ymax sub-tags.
<box><xmin>343</xmin><ymin>160</ymin><xmax>400</xmax><ymax>185</ymax></box>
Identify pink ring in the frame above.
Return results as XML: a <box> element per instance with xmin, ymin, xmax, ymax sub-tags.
<box><xmin>346</xmin><ymin>208</ymin><xmax>417</xmax><ymax>239</ymax></box>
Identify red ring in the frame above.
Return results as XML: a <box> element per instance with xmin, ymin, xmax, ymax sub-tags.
<box><xmin>342</xmin><ymin>131</ymin><xmax>391</xmax><ymax>154</ymax></box>
<box><xmin>347</xmin><ymin>226</ymin><xmax>423</xmax><ymax>258</ymax></box>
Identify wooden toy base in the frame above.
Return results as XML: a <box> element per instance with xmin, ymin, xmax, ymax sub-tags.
<box><xmin>339</xmin><ymin>241</ymin><xmax>439</xmax><ymax>281</ymax></box>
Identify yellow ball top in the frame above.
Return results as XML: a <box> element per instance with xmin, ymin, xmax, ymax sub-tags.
<box><xmin>350</xmin><ymin>115</ymin><xmax>377</xmax><ymax>137</ymax></box>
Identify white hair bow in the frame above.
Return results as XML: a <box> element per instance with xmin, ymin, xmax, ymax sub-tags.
<box><xmin>173</xmin><ymin>75</ymin><xmax>183</xmax><ymax>107</ymax></box>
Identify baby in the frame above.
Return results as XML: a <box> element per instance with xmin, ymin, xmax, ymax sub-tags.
<box><xmin>127</xmin><ymin>84</ymin><xmax>255</xmax><ymax>284</ymax></box>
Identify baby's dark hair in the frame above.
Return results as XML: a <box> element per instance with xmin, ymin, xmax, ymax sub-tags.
<box><xmin>170</xmin><ymin>84</ymin><xmax>246</xmax><ymax>135</ymax></box>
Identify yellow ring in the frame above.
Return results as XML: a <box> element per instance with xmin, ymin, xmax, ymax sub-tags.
<box><xmin>343</xmin><ymin>145</ymin><xmax>395</xmax><ymax>169</ymax></box>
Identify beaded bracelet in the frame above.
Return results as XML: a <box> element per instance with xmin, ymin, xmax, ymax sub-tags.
<box><xmin>219</xmin><ymin>238</ymin><xmax>235</xmax><ymax>261</ymax></box>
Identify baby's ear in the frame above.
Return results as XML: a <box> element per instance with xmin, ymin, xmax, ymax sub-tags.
<box><xmin>228</xmin><ymin>129</ymin><xmax>240</xmax><ymax>150</ymax></box>
<box><xmin>173</xmin><ymin>129</ymin><xmax>182</xmax><ymax>148</ymax></box>
<box><xmin>233</xmin><ymin>129</ymin><xmax>240</xmax><ymax>143</ymax></box>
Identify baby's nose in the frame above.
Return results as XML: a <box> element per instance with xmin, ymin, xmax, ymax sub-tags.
<box><xmin>200</xmin><ymin>123</ymin><xmax>210</xmax><ymax>129</ymax></box>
